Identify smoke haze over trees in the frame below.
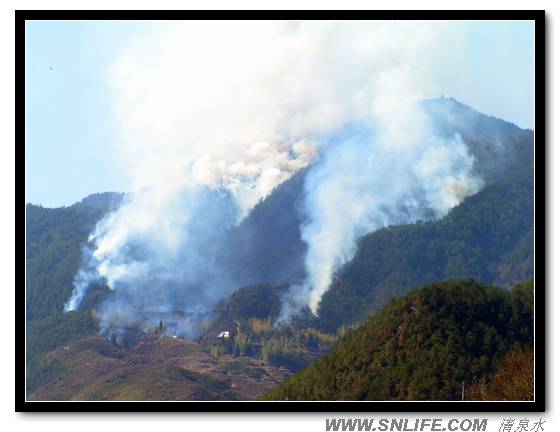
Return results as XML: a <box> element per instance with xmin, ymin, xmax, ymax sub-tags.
<box><xmin>27</xmin><ymin>97</ymin><xmax>534</xmax><ymax>342</ymax></box>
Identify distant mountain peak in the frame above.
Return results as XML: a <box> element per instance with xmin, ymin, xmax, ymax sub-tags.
<box><xmin>72</xmin><ymin>192</ymin><xmax>124</xmax><ymax>210</ymax></box>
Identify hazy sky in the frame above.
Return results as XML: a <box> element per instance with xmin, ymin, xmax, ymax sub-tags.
<box><xmin>25</xmin><ymin>20</ymin><xmax>535</xmax><ymax>208</ymax></box>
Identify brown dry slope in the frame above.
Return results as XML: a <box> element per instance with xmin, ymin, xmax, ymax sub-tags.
<box><xmin>28</xmin><ymin>336</ymin><xmax>291</xmax><ymax>401</ymax></box>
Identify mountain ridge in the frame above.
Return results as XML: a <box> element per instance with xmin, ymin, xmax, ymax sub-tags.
<box><xmin>25</xmin><ymin>97</ymin><xmax>535</xmax><ymax>399</ymax></box>
<box><xmin>261</xmin><ymin>279</ymin><xmax>534</xmax><ymax>401</ymax></box>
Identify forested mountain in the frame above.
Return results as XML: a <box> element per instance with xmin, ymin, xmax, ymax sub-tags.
<box><xmin>26</xmin><ymin>192</ymin><xmax>122</xmax><ymax>321</ymax></box>
<box><xmin>222</xmin><ymin>168</ymin><xmax>308</xmax><ymax>286</ymax></box>
<box><xmin>221</xmin><ymin>97</ymin><xmax>534</xmax><ymax>291</ymax></box>
<box><xmin>25</xmin><ymin>98</ymin><xmax>534</xmax><ymax>325</ymax></box>
<box><xmin>221</xmin><ymin>101</ymin><xmax>535</xmax><ymax>332</ymax></box>
<box><xmin>25</xmin><ymin>98</ymin><xmax>535</xmax><ymax>399</ymax></box>
<box><xmin>261</xmin><ymin>279</ymin><xmax>534</xmax><ymax>401</ymax></box>
<box><xmin>316</xmin><ymin>163</ymin><xmax>533</xmax><ymax>332</ymax></box>
<box><xmin>26</xmin><ymin>193</ymin><xmax>123</xmax><ymax>392</ymax></box>
<box><xmin>422</xmin><ymin>97</ymin><xmax>534</xmax><ymax>185</ymax></box>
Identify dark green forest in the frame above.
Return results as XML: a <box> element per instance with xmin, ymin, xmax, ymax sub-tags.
<box><xmin>317</xmin><ymin>163</ymin><xmax>533</xmax><ymax>332</ymax></box>
<box><xmin>261</xmin><ymin>279</ymin><xmax>534</xmax><ymax>401</ymax></box>
<box><xmin>26</xmin><ymin>192</ymin><xmax>122</xmax><ymax>321</ymax></box>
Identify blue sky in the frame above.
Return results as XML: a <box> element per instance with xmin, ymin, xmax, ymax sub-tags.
<box><xmin>445</xmin><ymin>20</ymin><xmax>535</xmax><ymax>129</ymax></box>
<box><xmin>25</xmin><ymin>21</ymin><xmax>156</xmax><ymax>207</ymax></box>
<box><xmin>25</xmin><ymin>20</ymin><xmax>535</xmax><ymax>208</ymax></box>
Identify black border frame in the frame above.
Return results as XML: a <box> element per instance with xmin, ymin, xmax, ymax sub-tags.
<box><xmin>16</xmin><ymin>9</ymin><xmax>546</xmax><ymax>413</ymax></box>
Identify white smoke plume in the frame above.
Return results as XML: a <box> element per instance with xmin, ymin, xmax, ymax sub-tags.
<box><xmin>64</xmin><ymin>20</ymin><xmax>479</xmax><ymax>335</ymax></box>
<box><xmin>277</xmin><ymin>123</ymin><xmax>482</xmax><ymax>323</ymax></box>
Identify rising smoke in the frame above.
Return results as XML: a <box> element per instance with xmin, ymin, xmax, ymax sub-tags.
<box><xmin>64</xmin><ymin>21</ymin><xmax>480</xmax><ymax>336</ymax></box>
<box><xmin>277</xmin><ymin>119</ymin><xmax>482</xmax><ymax>323</ymax></box>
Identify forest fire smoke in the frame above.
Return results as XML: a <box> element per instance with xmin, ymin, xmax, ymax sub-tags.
<box><xmin>63</xmin><ymin>21</ymin><xmax>481</xmax><ymax>335</ymax></box>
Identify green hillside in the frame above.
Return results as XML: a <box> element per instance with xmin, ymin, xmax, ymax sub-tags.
<box><xmin>261</xmin><ymin>279</ymin><xmax>533</xmax><ymax>401</ymax></box>
<box><xmin>26</xmin><ymin>192</ymin><xmax>122</xmax><ymax>321</ymax></box>
<box><xmin>26</xmin><ymin>193</ymin><xmax>122</xmax><ymax>392</ymax></box>
<box><xmin>226</xmin><ymin>97</ymin><xmax>534</xmax><ymax>288</ymax></box>
<box><xmin>24</xmin><ymin>98</ymin><xmax>534</xmax><ymax>399</ymax></box>
<box><xmin>317</xmin><ymin>164</ymin><xmax>533</xmax><ymax>332</ymax></box>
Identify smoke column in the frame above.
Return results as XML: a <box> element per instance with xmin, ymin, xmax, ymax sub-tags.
<box><xmin>63</xmin><ymin>21</ymin><xmax>477</xmax><ymax>335</ymax></box>
<box><xmin>277</xmin><ymin>116</ymin><xmax>482</xmax><ymax>323</ymax></box>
